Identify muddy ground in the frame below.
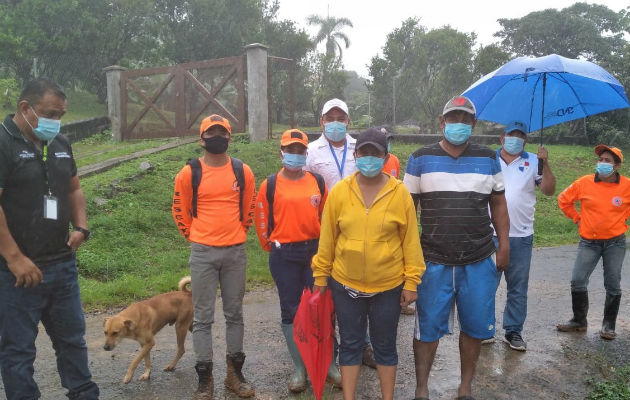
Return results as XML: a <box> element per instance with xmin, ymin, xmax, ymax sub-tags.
<box><xmin>3</xmin><ymin>243</ymin><xmax>628</xmax><ymax>400</ymax></box>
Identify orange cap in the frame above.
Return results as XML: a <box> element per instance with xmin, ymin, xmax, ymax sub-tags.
<box><xmin>280</xmin><ymin>129</ymin><xmax>308</xmax><ymax>147</ymax></box>
<box><xmin>200</xmin><ymin>114</ymin><xmax>231</xmax><ymax>136</ymax></box>
<box><xmin>594</xmin><ymin>144</ymin><xmax>623</xmax><ymax>163</ymax></box>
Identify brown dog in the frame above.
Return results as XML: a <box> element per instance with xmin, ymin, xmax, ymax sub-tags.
<box><xmin>103</xmin><ymin>276</ymin><xmax>193</xmax><ymax>383</ymax></box>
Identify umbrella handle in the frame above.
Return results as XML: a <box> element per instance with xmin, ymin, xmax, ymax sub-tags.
<box><xmin>538</xmin><ymin>159</ymin><xmax>543</xmax><ymax>175</ymax></box>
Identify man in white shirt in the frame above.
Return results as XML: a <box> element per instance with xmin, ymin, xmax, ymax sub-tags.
<box><xmin>305</xmin><ymin>98</ymin><xmax>356</xmax><ymax>190</ymax></box>
<box><xmin>305</xmin><ymin>99</ymin><xmax>379</xmax><ymax>370</ymax></box>
<box><xmin>489</xmin><ymin>120</ymin><xmax>556</xmax><ymax>351</ymax></box>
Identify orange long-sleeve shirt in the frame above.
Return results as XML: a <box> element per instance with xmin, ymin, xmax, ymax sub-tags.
<box><xmin>557</xmin><ymin>173</ymin><xmax>630</xmax><ymax>240</ymax></box>
<box><xmin>255</xmin><ymin>170</ymin><xmax>328</xmax><ymax>252</ymax></box>
<box><xmin>383</xmin><ymin>153</ymin><xmax>400</xmax><ymax>178</ymax></box>
<box><xmin>172</xmin><ymin>157</ymin><xmax>256</xmax><ymax>246</ymax></box>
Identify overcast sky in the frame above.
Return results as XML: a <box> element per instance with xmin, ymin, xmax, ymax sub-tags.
<box><xmin>276</xmin><ymin>0</ymin><xmax>629</xmax><ymax>78</ymax></box>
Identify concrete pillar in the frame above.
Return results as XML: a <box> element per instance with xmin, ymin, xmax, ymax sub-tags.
<box><xmin>103</xmin><ymin>65</ymin><xmax>127</xmax><ymax>141</ymax></box>
<box><xmin>245</xmin><ymin>43</ymin><xmax>269</xmax><ymax>142</ymax></box>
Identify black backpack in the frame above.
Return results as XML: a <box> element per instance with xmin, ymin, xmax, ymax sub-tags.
<box><xmin>186</xmin><ymin>157</ymin><xmax>245</xmax><ymax>221</ymax></box>
<box><xmin>265</xmin><ymin>171</ymin><xmax>325</xmax><ymax>238</ymax></box>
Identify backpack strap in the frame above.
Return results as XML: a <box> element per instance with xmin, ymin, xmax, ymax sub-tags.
<box><xmin>230</xmin><ymin>157</ymin><xmax>245</xmax><ymax>222</ymax></box>
<box><xmin>309</xmin><ymin>171</ymin><xmax>325</xmax><ymax>203</ymax></box>
<box><xmin>186</xmin><ymin>158</ymin><xmax>202</xmax><ymax>218</ymax></box>
<box><xmin>265</xmin><ymin>173</ymin><xmax>278</xmax><ymax>238</ymax></box>
<box><xmin>186</xmin><ymin>157</ymin><xmax>246</xmax><ymax>220</ymax></box>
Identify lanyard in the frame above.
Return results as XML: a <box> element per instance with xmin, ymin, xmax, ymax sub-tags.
<box><xmin>40</xmin><ymin>144</ymin><xmax>52</xmax><ymax>196</ymax></box>
<box><xmin>329</xmin><ymin>141</ymin><xmax>347</xmax><ymax>179</ymax></box>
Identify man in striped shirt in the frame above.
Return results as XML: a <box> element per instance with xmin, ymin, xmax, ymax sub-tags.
<box><xmin>403</xmin><ymin>96</ymin><xmax>510</xmax><ymax>400</ymax></box>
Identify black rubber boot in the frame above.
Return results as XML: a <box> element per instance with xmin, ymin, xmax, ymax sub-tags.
<box><xmin>192</xmin><ymin>361</ymin><xmax>213</xmax><ymax>400</ymax></box>
<box><xmin>557</xmin><ymin>290</ymin><xmax>588</xmax><ymax>332</ymax></box>
<box><xmin>225</xmin><ymin>352</ymin><xmax>255</xmax><ymax>398</ymax></box>
<box><xmin>600</xmin><ymin>294</ymin><xmax>621</xmax><ymax>340</ymax></box>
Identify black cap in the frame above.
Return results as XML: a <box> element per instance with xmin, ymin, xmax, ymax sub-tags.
<box><xmin>356</xmin><ymin>127</ymin><xmax>388</xmax><ymax>153</ymax></box>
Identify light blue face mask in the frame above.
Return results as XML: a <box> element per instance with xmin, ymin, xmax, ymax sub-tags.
<box><xmin>596</xmin><ymin>162</ymin><xmax>614</xmax><ymax>177</ymax></box>
<box><xmin>23</xmin><ymin>106</ymin><xmax>61</xmax><ymax>141</ymax></box>
<box><xmin>356</xmin><ymin>156</ymin><xmax>384</xmax><ymax>177</ymax></box>
<box><xmin>324</xmin><ymin>121</ymin><xmax>347</xmax><ymax>142</ymax></box>
<box><xmin>281</xmin><ymin>152</ymin><xmax>307</xmax><ymax>170</ymax></box>
<box><xmin>444</xmin><ymin>123</ymin><xmax>472</xmax><ymax>145</ymax></box>
<box><xmin>503</xmin><ymin>137</ymin><xmax>525</xmax><ymax>155</ymax></box>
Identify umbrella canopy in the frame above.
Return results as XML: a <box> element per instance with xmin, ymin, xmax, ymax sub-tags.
<box><xmin>462</xmin><ymin>54</ymin><xmax>629</xmax><ymax>133</ymax></box>
<box><xmin>293</xmin><ymin>288</ymin><xmax>335</xmax><ymax>400</ymax></box>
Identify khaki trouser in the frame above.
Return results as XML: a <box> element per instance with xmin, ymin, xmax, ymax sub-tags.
<box><xmin>189</xmin><ymin>242</ymin><xmax>247</xmax><ymax>363</ymax></box>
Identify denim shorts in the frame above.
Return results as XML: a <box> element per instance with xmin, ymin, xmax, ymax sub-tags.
<box><xmin>330</xmin><ymin>278</ymin><xmax>402</xmax><ymax>366</ymax></box>
<box><xmin>415</xmin><ymin>256</ymin><xmax>499</xmax><ymax>342</ymax></box>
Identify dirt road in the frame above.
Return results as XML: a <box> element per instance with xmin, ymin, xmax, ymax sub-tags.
<box><xmin>5</xmin><ymin>243</ymin><xmax>629</xmax><ymax>399</ymax></box>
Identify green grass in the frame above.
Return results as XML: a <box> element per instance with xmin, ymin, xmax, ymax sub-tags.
<box><xmin>73</xmin><ymin>138</ymin><xmax>629</xmax><ymax>309</ymax></box>
<box><xmin>586</xmin><ymin>365</ymin><xmax>630</xmax><ymax>400</ymax></box>
<box><xmin>63</xmin><ymin>89</ymin><xmax>107</xmax><ymax>122</ymax></box>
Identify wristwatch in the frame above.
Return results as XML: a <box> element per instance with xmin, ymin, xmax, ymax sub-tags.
<box><xmin>73</xmin><ymin>227</ymin><xmax>91</xmax><ymax>241</ymax></box>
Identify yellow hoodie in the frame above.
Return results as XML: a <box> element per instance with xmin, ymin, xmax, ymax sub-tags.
<box><xmin>312</xmin><ymin>172</ymin><xmax>425</xmax><ymax>293</ymax></box>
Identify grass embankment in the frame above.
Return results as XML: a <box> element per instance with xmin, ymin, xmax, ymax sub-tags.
<box><xmin>75</xmin><ymin>138</ymin><xmax>629</xmax><ymax>309</ymax></box>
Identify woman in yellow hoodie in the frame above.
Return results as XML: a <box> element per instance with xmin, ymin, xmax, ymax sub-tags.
<box><xmin>312</xmin><ymin>128</ymin><xmax>425</xmax><ymax>400</ymax></box>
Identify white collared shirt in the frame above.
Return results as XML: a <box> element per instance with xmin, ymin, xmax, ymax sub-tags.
<box><xmin>305</xmin><ymin>133</ymin><xmax>357</xmax><ymax>190</ymax></box>
<box><xmin>498</xmin><ymin>150</ymin><xmax>542</xmax><ymax>237</ymax></box>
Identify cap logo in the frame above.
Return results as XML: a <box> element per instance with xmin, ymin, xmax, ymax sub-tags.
<box><xmin>209</xmin><ymin>115</ymin><xmax>224</xmax><ymax>121</ymax></box>
<box><xmin>290</xmin><ymin>131</ymin><xmax>303</xmax><ymax>139</ymax></box>
<box><xmin>453</xmin><ymin>97</ymin><xmax>466</xmax><ymax>106</ymax></box>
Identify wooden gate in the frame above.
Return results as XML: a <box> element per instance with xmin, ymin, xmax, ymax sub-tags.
<box><xmin>120</xmin><ymin>57</ymin><xmax>245</xmax><ymax>140</ymax></box>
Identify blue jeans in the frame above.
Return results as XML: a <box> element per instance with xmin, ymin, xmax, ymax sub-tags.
<box><xmin>571</xmin><ymin>235</ymin><xmax>626</xmax><ymax>296</ymax></box>
<box><xmin>494</xmin><ymin>235</ymin><xmax>533</xmax><ymax>335</ymax></box>
<box><xmin>269</xmin><ymin>240</ymin><xmax>317</xmax><ymax>324</ymax></box>
<box><xmin>330</xmin><ymin>278</ymin><xmax>402</xmax><ymax>366</ymax></box>
<box><xmin>0</xmin><ymin>257</ymin><xmax>99</xmax><ymax>400</ymax></box>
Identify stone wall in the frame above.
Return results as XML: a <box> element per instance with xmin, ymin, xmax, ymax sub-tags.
<box><xmin>305</xmin><ymin>131</ymin><xmax>589</xmax><ymax>146</ymax></box>
<box><xmin>62</xmin><ymin>116</ymin><xmax>110</xmax><ymax>143</ymax></box>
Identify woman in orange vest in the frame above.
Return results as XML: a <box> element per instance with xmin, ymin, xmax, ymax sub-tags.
<box><xmin>557</xmin><ymin>145</ymin><xmax>630</xmax><ymax>340</ymax></box>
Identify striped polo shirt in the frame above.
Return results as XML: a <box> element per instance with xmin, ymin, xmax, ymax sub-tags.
<box><xmin>403</xmin><ymin>142</ymin><xmax>505</xmax><ymax>265</ymax></box>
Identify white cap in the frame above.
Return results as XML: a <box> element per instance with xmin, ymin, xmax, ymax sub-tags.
<box><xmin>321</xmin><ymin>98</ymin><xmax>349</xmax><ymax>116</ymax></box>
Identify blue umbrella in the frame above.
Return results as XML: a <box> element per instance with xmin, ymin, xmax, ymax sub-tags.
<box><xmin>462</xmin><ymin>53</ymin><xmax>629</xmax><ymax>173</ymax></box>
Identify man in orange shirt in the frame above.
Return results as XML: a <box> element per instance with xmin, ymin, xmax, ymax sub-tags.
<box><xmin>557</xmin><ymin>145</ymin><xmax>630</xmax><ymax>340</ymax></box>
<box><xmin>172</xmin><ymin>114</ymin><xmax>256</xmax><ymax>399</ymax></box>
<box><xmin>382</xmin><ymin>128</ymin><xmax>400</xmax><ymax>179</ymax></box>
<box><xmin>255</xmin><ymin>129</ymin><xmax>330</xmax><ymax>392</ymax></box>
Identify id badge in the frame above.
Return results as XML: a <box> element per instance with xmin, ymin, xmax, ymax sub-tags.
<box><xmin>43</xmin><ymin>195</ymin><xmax>58</xmax><ymax>220</ymax></box>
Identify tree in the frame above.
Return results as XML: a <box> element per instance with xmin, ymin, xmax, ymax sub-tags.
<box><xmin>472</xmin><ymin>44</ymin><xmax>511</xmax><ymax>79</ymax></box>
<box><xmin>302</xmin><ymin>52</ymin><xmax>347</xmax><ymax>125</ymax></box>
<box><xmin>494</xmin><ymin>2</ymin><xmax>630</xmax><ymax>143</ymax></box>
<box><xmin>306</xmin><ymin>14</ymin><xmax>353</xmax><ymax>62</ymax></box>
<box><xmin>368</xmin><ymin>19</ymin><xmax>476</xmax><ymax>133</ymax></box>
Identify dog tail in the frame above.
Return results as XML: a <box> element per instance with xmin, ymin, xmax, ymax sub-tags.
<box><xmin>178</xmin><ymin>276</ymin><xmax>192</xmax><ymax>293</ymax></box>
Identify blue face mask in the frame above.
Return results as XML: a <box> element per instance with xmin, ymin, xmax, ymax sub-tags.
<box><xmin>444</xmin><ymin>123</ymin><xmax>472</xmax><ymax>145</ymax></box>
<box><xmin>596</xmin><ymin>162</ymin><xmax>614</xmax><ymax>177</ymax></box>
<box><xmin>324</xmin><ymin>121</ymin><xmax>347</xmax><ymax>142</ymax></box>
<box><xmin>503</xmin><ymin>137</ymin><xmax>525</xmax><ymax>155</ymax></box>
<box><xmin>356</xmin><ymin>156</ymin><xmax>384</xmax><ymax>178</ymax></box>
<box><xmin>281</xmin><ymin>152</ymin><xmax>307</xmax><ymax>170</ymax></box>
<box><xmin>23</xmin><ymin>106</ymin><xmax>61</xmax><ymax>141</ymax></box>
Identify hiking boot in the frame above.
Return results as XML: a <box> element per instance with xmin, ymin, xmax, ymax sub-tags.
<box><xmin>503</xmin><ymin>332</ymin><xmax>527</xmax><ymax>351</ymax></box>
<box><xmin>557</xmin><ymin>291</ymin><xmax>588</xmax><ymax>332</ymax></box>
<box><xmin>281</xmin><ymin>323</ymin><xmax>307</xmax><ymax>393</ymax></box>
<box><xmin>362</xmin><ymin>345</ymin><xmax>377</xmax><ymax>369</ymax></box>
<box><xmin>225</xmin><ymin>352</ymin><xmax>255</xmax><ymax>398</ymax></box>
<box><xmin>600</xmin><ymin>294</ymin><xmax>621</xmax><ymax>340</ymax></box>
<box><xmin>481</xmin><ymin>337</ymin><xmax>495</xmax><ymax>344</ymax></box>
<box><xmin>192</xmin><ymin>361</ymin><xmax>213</xmax><ymax>400</ymax></box>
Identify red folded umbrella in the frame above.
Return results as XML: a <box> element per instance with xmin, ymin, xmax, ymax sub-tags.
<box><xmin>293</xmin><ymin>288</ymin><xmax>335</xmax><ymax>400</ymax></box>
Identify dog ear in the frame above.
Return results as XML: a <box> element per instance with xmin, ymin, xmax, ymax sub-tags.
<box><xmin>103</xmin><ymin>317</ymin><xmax>110</xmax><ymax>327</ymax></box>
<box><xmin>124</xmin><ymin>319</ymin><xmax>135</xmax><ymax>330</ymax></box>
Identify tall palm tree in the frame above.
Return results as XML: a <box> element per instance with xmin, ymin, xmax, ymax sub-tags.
<box><xmin>306</xmin><ymin>14</ymin><xmax>353</xmax><ymax>62</ymax></box>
